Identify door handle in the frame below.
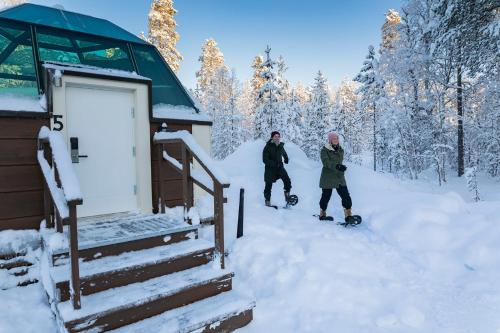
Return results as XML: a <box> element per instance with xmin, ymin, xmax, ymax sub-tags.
<box><xmin>70</xmin><ymin>137</ymin><xmax>88</xmax><ymax>163</ymax></box>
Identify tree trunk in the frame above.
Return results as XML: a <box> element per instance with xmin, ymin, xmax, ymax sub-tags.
<box><xmin>457</xmin><ymin>63</ymin><xmax>465</xmax><ymax>177</ymax></box>
<box><xmin>373</xmin><ymin>102</ymin><xmax>377</xmax><ymax>171</ymax></box>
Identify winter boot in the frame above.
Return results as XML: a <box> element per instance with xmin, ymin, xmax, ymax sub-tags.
<box><xmin>319</xmin><ymin>209</ymin><xmax>333</xmax><ymax>221</ymax></box>
<box><xmin>344</xmin><ymin>208</ymin><xmax>362</xmax><ymax>224</ymax></box>
<box><xmin>266</xmin><ymin>200</ymin><xmax>278</xmax><ymax>210</ymax></box>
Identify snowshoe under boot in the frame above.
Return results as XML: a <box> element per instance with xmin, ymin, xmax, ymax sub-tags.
<box><xmin>284</xmin><ymin>192</ymin><xmax>298</xmax><ymax>207</ymax></box>
<box><xmin>343</xmin><ymin>208</ymin><xmax>362</xmax><ymax>225</ymax></box>
<box><xmin>265</xmin><ymin>200</ymin><xmax>278</xmax><ymax>210</ymax></box>
<box><xmin>317</xmin><ymin>209</ymin><xmax>334</xmax><ymax>221</ymax></box>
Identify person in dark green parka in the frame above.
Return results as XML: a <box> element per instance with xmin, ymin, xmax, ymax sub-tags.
<box><xmin>262</xmin><ymin>131</ymin><xmax>291</xmax><ymax>206</ymax></box>
<box><xmin>319</xmin><ymin>132</ymin><xmax>353</xmax><ymax>220</ymax></box>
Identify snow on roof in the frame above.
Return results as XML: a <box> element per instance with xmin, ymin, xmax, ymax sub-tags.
<box><xmin>0</xmin><ymin>94</ymin><xmax>46</xmax><ymax>112</ymax></box>
<box><xmin>43</xmin><ymin>62</ymin><xmax>150</xmax><ymax>81</ymax></box>
<box><xmin>153</xmin><ymin>104</ymin><xmax>211</xmax><ymax>122</ymax></box>
<box><xmin>154</xmin><ymin>130</ymin><xmax>229</xmax><ymax>185</ymax></box>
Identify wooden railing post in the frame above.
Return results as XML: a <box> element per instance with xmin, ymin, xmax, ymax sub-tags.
<box><xmin>158</xmin><ymin>144</ymin><xmax>165</xmax><ymax>214</ymax></box>
<box><xmin>214</xmin><ymin>182</ymin><xmax>225</xmax><ymax>269</ymax></box>
<box><xmin>68</xmin><ymin>203</ymin><xmax>81</xmax><ymax>310</ymax></box>
<box><xmin>43</xmin><ymin>180</ymin><xmax>53</xmax><ymax>228</ymax></box>
<box><xmin>181</xmin><ymin>144</ymin><xmax>193</xmax><ymax>220</ymax></box>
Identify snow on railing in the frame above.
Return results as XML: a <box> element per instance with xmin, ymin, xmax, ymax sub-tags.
<box><xmin>37</xmin><ymin>150</ymin><xmax>69</xmax><ymax>219</ymax></box>
<box><xmin>38</xmin><ymin>126</ymin><xmax>82</xmax><ymax>202</ymax></box>
<box><xmin>162</xmin><ymin>150</ymin><xmax>214</xmax><ymax>192</ymax></box>
<box><xmin>154</xmin><ymin>130</ymin><xmax>229</xmax><ymax>185</ymax></box>
<box><xmin>37</xmin><ymin>126</ymin><xmax>82</xmax><ymax>310</ymax></box>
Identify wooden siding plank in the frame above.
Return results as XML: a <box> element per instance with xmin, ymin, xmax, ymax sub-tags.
<box><xmin>0</xmin><ymin>118</ymin><xmax>49</xmax><ymax>139</ymax></box>
<box><xmin>0</xmin><ymin>215</ymin><xmax>43</xmax><ymax>230</ymax></box>
<box><xmin>0</xmin><ymin>191</ymin><xmax>44</xmax><ymax>220</ymax></box>
<box><xmin>0</xmin><ymin>165</ymin><xmax>43</xmax><ymax>193</ymax></box>
<box><xmin>0</xmin><ymin>139</ymin><xmax>39</xmax><ymax>166</ymax></box>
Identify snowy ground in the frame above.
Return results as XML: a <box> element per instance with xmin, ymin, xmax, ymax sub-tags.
<box><xmin>218</xmin><ymin>140</ymin><xmax>500</xmax><ymax>333</ymax></box>
<box><xmin>1</xmin><ymin>140</ymin><xmax>499</xmax><ymax>333</ymax></box>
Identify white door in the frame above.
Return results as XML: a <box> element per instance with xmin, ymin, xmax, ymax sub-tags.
<box><xmin>66</xmin><ymin>86</ymin><xmax>137</xmax><ymax>217</ymax></box>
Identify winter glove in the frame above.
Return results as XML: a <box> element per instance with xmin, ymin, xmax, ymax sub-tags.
<box><xmin>335</xmin><ymin>164</ymin><xmax>347</xmax><ymax>172</ymax></box>
<box><xmin>284</xmin><ymin>157</ymin><xmax>289</xmax><ymax>164</ymax></box>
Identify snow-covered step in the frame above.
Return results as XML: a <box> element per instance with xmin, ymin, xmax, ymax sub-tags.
<box><xmin>57</xmin><ymin>264</ymin><xmax>234</xmax><ymax>333</ymax></box>
<box><xmin>44</xmin><ymin>215</ymin><xmax>200</xmax><ymax>265</ymax></box>
<box><xmin>0</xmin><ymin>256</ymin><xmax>33</xmax><ymax>270</ymax></box>
<box><xmin>0</xmin><ymin>252</ymin><xmax>39</xmax><ymax>290</ymax></box>
<box><xmin>51</xmin><ymin>239</ymin><xmax>215</xmax><ymax>302</ymax></box>
<box><xmin>110</xmin><ymin>291</ymin><xmax>255</xmax><ymax>333</ymax></box>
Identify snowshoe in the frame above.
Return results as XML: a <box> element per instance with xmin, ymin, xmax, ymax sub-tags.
<box><xmin>313</xmin><ymin>214</ymin><xmax>334</xmax><ymax>221</ymax></box>
<box><xmin>265</xmin><ymin>201</ymin><xmax>278</xmax><ymax>209</ymax></box>
<box><xmin>338</xmin><ymin>215</ymin><xmax>362</xmax><ymax>227</ymax></box>
<box><xmin>283</xmin><ymin>194</ymin><xmax>298</xmax><ymax>208</ymax></box>
<box><xmin>286</xmin><ymin>194</ymin><xmax>299</xmax><ymax>206</ymax></box>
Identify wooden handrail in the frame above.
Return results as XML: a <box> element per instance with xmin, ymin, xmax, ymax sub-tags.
<box><xmin>37</xmin><ymin>127</ymin><xmax>82</xmax><ymax>310</ymax></box>
<box><xmin>154</xmin><ymin>131</ymin><xmax>229</xmax><ymax>269</ymax></box>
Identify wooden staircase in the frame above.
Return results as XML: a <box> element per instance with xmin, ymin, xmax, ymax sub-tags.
<box><xmin>36</xmin><ymin>127</ymin><xmax>255</xmax><ymax>333</ymax></box>
<box><xmin>0</xmin><ymin>251</ymin><xmax>39</xmax><ymax>289</ymax></box>
<box><xmin>41</xmin><ymin>214</ymin><xmax>254</xmax><ymax>333</ymax></box>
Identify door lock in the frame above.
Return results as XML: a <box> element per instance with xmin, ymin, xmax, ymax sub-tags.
<box><xmin>70</xmin><ymin>137</ymin><xmax>88</xmax><ymax>163</ymax></box>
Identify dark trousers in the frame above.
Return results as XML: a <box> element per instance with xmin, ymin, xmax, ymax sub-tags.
<box><xmin>319</xmin><ymin>186</ymin><xmax>352</xmax><ymax>211</ymax></box>
<box><xmin>264</xmin><ymin>171</ymin><xmax>291</xmax><ymax>201</ymax></box>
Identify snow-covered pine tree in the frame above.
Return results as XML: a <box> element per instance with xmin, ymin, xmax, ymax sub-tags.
<box><xmin>284</xmin><ymin>88</ymin><xmax>304</xmax><ymax>146</ymax></box>
<box><xmin>195</xmin><ymin>38</ymin><xmax>226</xmax><ymax>111</ymax></box>
<box><xmin>147</xmin><ymin>0</ymin><xmax>183</xmax><ymax>72</ymax></box>
<box><xmin>253</xmin><ymin>46</ymin><xmax>284</xmax><ymax>140</ymax></box>
<box><xmin>224</xmin><ymin>69</ymin><xmax>244</xmax><ymax>156</ymax></box>
<box><xmin>0</xmin><ymin>0</ymin><xmax>24</xmax><ymax>8</ymax></box>
<box><xmin>251</xmin><ymin>55</ymin><xmax>266</xmax><ymax>109</ymax></box>
<box><xmin>208</xmin><ymin>66</ymin><xmax>231</xmax><ymax>159</ymax></box>
<box><xmin>303</xmin><ymin>71</ymin><xmax>331</xmax><ymax>160</ymax></box>
<box><xmin>237</xmin><ymin>80</ymin><xmax>255</xmax><ymax>142</ymax></box>
<box><xmin>276</xmin><ymin>55</ymin><xmax>290</xmax><ymax>101</ymax></box>
<box><xmin>294</xmin><ymin>82</ymin><xmax>311</xmax><ymax>106</ymax></box>
<box><xmin>331</xmin><ymin>78</ymin><xmax>364</xmax><ymax>163</ymax></box>
<box><xmin>465</xmin><ymin>166</ymin><xmax>480</xmax><ymax>202</ymax></box>
<box><xmin>381</xmin><ymin>9</ymin><xmax>401</xmax><ymax>50</ymax></box>
<box><xmin>354</xmin><ymin>45</ymin><xmax>385</xmax><ymax>170</ymax></box>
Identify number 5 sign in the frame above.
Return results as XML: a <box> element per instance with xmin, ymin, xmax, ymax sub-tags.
<box><xmin>52</xmin><ymin>114</ymin><xmax>63</xmax><ymax>131</ymax></box>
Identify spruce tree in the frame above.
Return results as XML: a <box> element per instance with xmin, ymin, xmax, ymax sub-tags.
<box><xmin>195</xmin><ymin>38</ymin><xmax>226</xmax><ymax>110</ymax></box>
<box><xmin>254</xmin><ymin>46</ymin><xmax>283</xmax><ymax>139</ymax></box>
<box><xmin>354</xmin><ymin>45</ymin><xmax>385</xmax><ymax>170</ymax></box>
<box><xmin>303</xmin><ymin>71</ymin><xmax>331</xmax><ymax>160</ymax></box>
<box><xmin>147</xmin><ymin>0</ymin><xmax>183</xmax><ymax>72</ymax></box>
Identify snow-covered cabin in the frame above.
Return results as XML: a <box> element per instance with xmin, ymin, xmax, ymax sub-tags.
<box><xmin>0</xmin><ymin>3</ymin><xmax>212</xmax><ymax>229</ymax></box>
<box><xmin>0</xmin><ymin>4</ymin><xmax>254</xmax><ymax>332</ymax></box>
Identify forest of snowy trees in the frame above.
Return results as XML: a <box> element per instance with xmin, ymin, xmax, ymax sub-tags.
<box><xmin>190</xmin><ymin>0</ymin><xmax>499</xmax><ymax>190</ymax></box>
<box><xmin>193</xmin><ymin>40</ymin><xmax>370</xmax><ymax>163</ymax></box>
<box><xmin>121</xmin><ymin>0</ymin><xmax>500</xmax><ymax>190</ymax></box>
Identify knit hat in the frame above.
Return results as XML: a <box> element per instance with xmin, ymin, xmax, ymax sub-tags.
<box><xmin>328</xmin><ymin>132</ymin><xmax>338</xmax><ymax>142</ymax></box>
<box><xmin>271</xmin><ymin>131</ymin><xmax>280</xmax><ymax>138</ymax></box>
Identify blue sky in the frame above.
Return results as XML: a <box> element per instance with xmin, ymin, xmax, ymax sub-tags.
<box><xmin>31</xmin><ymin>0</ymin><xmax>401</xmax><ymax>89</ymax></box>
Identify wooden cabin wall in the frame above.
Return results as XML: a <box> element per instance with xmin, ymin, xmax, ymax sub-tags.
<box><xmin>0</xmin><ymin>114</ymin><xmax>50</xmax><ymax>230</ymax></box>
<box><xmin>150</xmin><ymin>122</ymin><xmax>192</xmax><ymax>212</ymax></box>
